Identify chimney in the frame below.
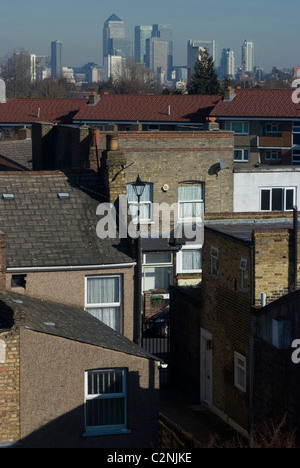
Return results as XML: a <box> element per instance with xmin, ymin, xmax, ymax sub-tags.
<box><xmin>203</xmin><ymin>117</ymin><xmax>219</xmax><ymax>131</ymax></box>
<box><xmin>0</xmin><ymin>231</ymin><xmax>7</xmax><ymax>294</ymax></box>
<box><xmin>88</xmin><ymin>92</ymin><xmax>100</xmax><ymax>105</ymax></box>
<box><xmin>223</xmin><ymin>86</ymin><xmax>235</xmax><ymax>101</ymax></box>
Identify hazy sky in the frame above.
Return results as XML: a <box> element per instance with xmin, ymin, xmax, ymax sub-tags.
<box><xmin>0</xmin><ymin>0</ymin><xmax>299</xmax><ymax>72</ymax></box>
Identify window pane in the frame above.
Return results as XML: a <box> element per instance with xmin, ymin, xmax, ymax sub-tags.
<box><xmin>272</xmin><ymin>188</ymin><xmax>283</xmax><ymax>211</ymax></box>
<box><xmin>179</xmin><ymin>201</ymin><xmax>203</xmax><ymax>218</ymax></box>
<box><xmin>144</xmin><ymin>253</ymin><xmax>172</xmax><ymax>264</ymax></box>
<box><xmin>87</xmin><ymin>277</ymin><xmax>119</xmax><ymax>304</ymax></box>
<box><xmin>286</xmin><ymin>189</ymin><xmax>294</xmax><ymax>210</ymax></box>
<box><xmin>88</xmin><ymin>370</ymin><xmax>123</xmax><ymax>395</ymax></box>
<box><xmin>182</xmin><ymin>250</ymin><xmax>202</xmax><ymax>270</ymax></box>
<box><xmin>126</xmin><ymin>183</ymin><xmax>152</xmax><ymax>203</ymax></box>
<box><xmin>86</xmin><ymin>398</ymin><xmax>125</xmax><ymax>426</ymax></box>
<box><xmin>143</xmin><ymin>266</ymin><xmax>173</xmax><ymax>291</ymax></box>
<box><xmin>178</xmin><ymin>185</ymin><xmax>202</xmax><ymax>201</ymax></box>
<box><xmin>261</xmin><ymin>190</ymin><xmax>270</xmax><ymax>210</ymax></box>
<box><xmin>88</xmin><ymin>307</ymin><xmax>120</xmax><ymax>332</ymax></box>
<box><xmin>293</xmin><ymin>134</ymin><xmax>300</xmax><ymax>145</ymax></box>
<box><xmin>232</xmin><ymin>122</ymin><xmax>243</xmax><ymax>133</ymax></box>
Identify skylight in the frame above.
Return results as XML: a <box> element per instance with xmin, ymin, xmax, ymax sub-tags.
<box><xmin>2</xmin><ymin>194</ymin><xmax>14</xmax><ymax>200</ymax></box>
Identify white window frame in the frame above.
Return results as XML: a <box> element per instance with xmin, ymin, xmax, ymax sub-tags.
<box><xmin>176</xmin><ymin>245</ymin><xmax>202</xmax><ymax>274</ymax></box>
<box><xmin>126</xmin><ymin>182</ymin><xmax>153</xmax><ymax>223</ymax></box>
<box><xmin>234</xmin><ymin>148</ymin><xmax>249</xmax><ymax>162</ymax></box>
<box><xmin>264</xmin><ymin>123</ymin><xmax>282</xmax><ymax>137</ymax></box>
<box><xmin>234</xmin><ymin>352</ymin><xmax>247</xmax><ymax>392</ymax></box>
<box><xmin>265</xmin><ymin>150</ymin><xmax>282</xmax><ymax>161</ymax></box>
<box><xmin>85</xmin><ymin>275</ymin><xmax>122</xmax><ymax>333</ymax></box>
<box><xmin>225</xmin><ymin>121</ymin><xmax>249</xmax><ymax>135</ymax></box>
<box><xmin>142</xmin><ymin>252</ymin><xmax>173</xmax><ymax>294</ymax></box>
<box><xmin>240</xmin><ymin>258</ymin><xmax>249</xmax><ymax>292</ymax></box>
<box><xmin>83</xmin><ymin>368</ymin><xmax>130</xmax><ymax>437</ymax></box>
<box><xmin>260</xmin><ymin>187</ymin><xmax>296</xmax><ymax>212</ymax></box>
<box><xmin>210</xmin><ymin>246</ymin><xmax>219</xmax><ymax>279</ymax></box>
<box><xmin>178</xmin><ymin>183</ymin><xmax>204</xmax><ymax>222</ymax></box>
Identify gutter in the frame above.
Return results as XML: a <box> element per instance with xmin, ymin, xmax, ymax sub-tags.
<box><xmin>7</xmin><ymin>262</ymin><xmax>136</xmax><ymax>273</ymax></box>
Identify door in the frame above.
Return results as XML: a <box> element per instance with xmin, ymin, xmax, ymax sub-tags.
<box><xmin>200</xmin><ymin>328</ymin><xmax>213</xmax><ymax>406</ymax></box>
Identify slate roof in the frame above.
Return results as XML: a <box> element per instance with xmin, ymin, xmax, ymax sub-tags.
<box><xmin>0</xmin><ymin>292</ymin><xmax>155</xmax><ymax>360</ymax></box>
<box><xmin>0</xmin><ymin>98</ymin><xmax>88</xmax><ymax>125</ymax></box>
<box><xmin>210</xmin><ymin>88</ymin><xmax>300</xmax><ymax>119</ymax></box>
<box><xmin>0</xmin><ymin>140</ymin><xmax>32</xmax><ymax>170</ymax></box>
<box><xmin>73</xmin><ymin>94</ymin><xmax>222</xmax><ymax>124</ymax></box>
<box><xmin>0</xmin><ymin>171</ymin><xmax>133</xmax><ymax>269</ymax></box>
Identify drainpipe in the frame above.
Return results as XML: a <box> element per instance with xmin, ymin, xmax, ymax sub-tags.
<box><xmin>249</xmin><ymin>243</ymin><xmax>255</xmax><ymax>447</ymax></box>
<box><xmin>294</xmin><ymin>206</ymin><xmax>298</xmax><ymax>290</ymax></box>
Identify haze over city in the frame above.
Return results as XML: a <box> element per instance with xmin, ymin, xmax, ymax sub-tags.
<box><xmin>0</xmin><ymin>0</ymin><xmax>299</xmax><ymax>72</ymax></box>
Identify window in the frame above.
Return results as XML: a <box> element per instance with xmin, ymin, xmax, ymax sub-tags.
<box><xmin>126</xmin><ymin>182</ymin><xmax>153</xmax><ymax>222</ymax></box>
<box><xmin>293</xmin><ymin>122</ymin><xmax>300</xmax><ymax>146</ymax></box>
<box><xmin>265</xmin><ymin>150</ymin><xmax>282</xmax><ymax>161</ymax></box>
<box><xmin>142</xmin><ymin>252</ymin><xmax>173</xmax><ymax>293</ymax></box>
<box><xmin>234</xmin><ymin>149</ymin><xmax>249</xmax><ymax>162</ymax></box>
<box><xmin>240</xmin><ymin>258</ymin><xmax>249</xmax><ymax>292</ymax></box>
<box><xmin>84</xmin><ymin>368</ymin><xmax>130</xmax><ymax>436</ymax></box>
<box><xmin>225</xmin><ymin>121</ymin><xmax>249</xmax><ymax>134</ymax></box>
<box><xmin>260</xmin><ymin>187</ymin><xmax>295</xmax><ymax>211</ymax></box>
<box><xmin>85</xmin><ymin>275</ymin><xmax>122</xmax><ymax>333</ymax></box>
<box><xmin>234</xmin><ymin>352</ymin><xmax>246</xmax><ymax>392</ymax></box>
<box><xmin>292</xmin><ymin>150</ymin><xmax>300</xmax><ymax>165</ymax></box>
<box><xmin>210</xmin><ymin>246</ymin><xmax>219</xmax><ymax>278</ymax></box>
<box><xmin>178</xmin><ymin>183</ymin><xmax>204</xmax><ymax>220</ymax></box>
<box><xmin>11</xmin><ymin>274</ymin><xmax>26</xmax><ymax>289</ymax></box>
<box><xmin>261</xmin><ymin>123</ymin><xmax>282</xmax><ymax>137</ymax></box>
<box><xmin>177</xmin><ymin>245</ymin><xmax>202</xmax><ymax>274</ymax></box>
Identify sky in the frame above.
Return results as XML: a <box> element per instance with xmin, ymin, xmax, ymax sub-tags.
<box><xmin>0</xmin><ymin>0</ymin><xmax>299</xmax><ymax>72</ymax></box>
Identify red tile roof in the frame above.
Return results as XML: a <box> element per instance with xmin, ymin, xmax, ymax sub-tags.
<box><xmin>210</xmin><ymin>88</ymin><xmax>300</xmax><ymax>119</ymax></box>
<box><xmin>73</xmin><ymin>94</ymin><xmax>222</xmax><ymax>124</ymax></box>
<box><xmin>0</xmin><ymin>98</ymin><xmax>88</xmax><ymax>124</ymax></box>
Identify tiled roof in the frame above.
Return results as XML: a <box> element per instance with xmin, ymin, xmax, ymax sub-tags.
<box><xmin>0</xmin><ymin>171</ymin><xmax>133</xmax><ymax>269</ymax></box>
<box><xmin>74</xmin><ymin>94</ymin><xmax>222</xmax><ymax>124</ymax></box>
<box><xmin>210</xmin><ymin>88</ymin><xmax>300</xmax><ymax>119</ymax></box>
<box><xmin>0</xmin><ymin>98</ymin><xmax>88</xmax><ymax>124</ymax></box>
<box><xmin>0</xmin><ymin>140</ymin><xmax>32</xmax><ymax>170</ymax></box>
<box><xmin>1</xmin><ymin>292</ymin><xmax>155</xmax><ymax>359</ymax></box>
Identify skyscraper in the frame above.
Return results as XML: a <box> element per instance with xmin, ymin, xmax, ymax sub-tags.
<box><xmin>134</xmin><ymin>26</ymin><xmax>153</xmax><ymax>64</ymax></box>
<box><xmin>242</xmin><ymin>40</ymin><xmax>254</xmax><ymax>73</ymax></box>
<box><xmin>152</xmin><ymin>24</ymin><xmax>173</xmax><ymax>80</ymax></box>
<box><xmin>103</xmin><ymin>14</ymin><xmax>125</xmax><ymax>65</ymax></box>
<box><xmin>219</xmin><ymin>48</ymin><xmax>235</xmax><ymax>79</ymax></box>
<box><xmin>145</xmin><ymin>37</ymin><xmax>168</xmax><ymax>78</ymax></box>
<box><xmin>51</xmin><ymin>40</ymin><xmax>63</xmax><ymax>78</ymax></box>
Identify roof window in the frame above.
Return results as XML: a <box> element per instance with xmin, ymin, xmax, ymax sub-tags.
<box><xmin>2</xmin><ymin>194</ymin><xmax>14</xmax><ymax>200</ymax></box>
<box><xmin>57</xmin><ymin>193</ymin><xmax>70</xmax><ymax>199</ymax></box>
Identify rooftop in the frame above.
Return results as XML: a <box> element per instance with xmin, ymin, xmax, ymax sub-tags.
<box><xmin>0</xmin><ymin>171</ymin><xmax>133</xmax><ymax>269</ymax></box>
<box><xmin>0</xmin><ymin>292</ymin><xmax>154</xmax><ymax>360</ymax></box>
<box><xmin>210</xmin><ymin>88</ymin><xmax>300</xmax><ymax>119</ymax></box>
<box><xmin>73</xmin><ymin>94</ymin><xmax>222</xmax><ymax>124</ymax></box>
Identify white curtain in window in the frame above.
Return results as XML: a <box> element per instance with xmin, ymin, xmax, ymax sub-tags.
<box><xmin>87</xmin><ymin>277</ymin><xmax>119</xmax><ymax>304</ymax></box>
<box><xmin>88</xmin><ymin>307</ymin><xmax>120</xmax><ymax>331</ymax></box>
<box><xmin>127</xmin><ymin>183</ymin><xmax>152</xmax><ymax>220</ymax></box>
<box><xmin>182</xmin><ymin>250</ymin><xmax>202</xmax><ymax>270</ymax></box>
<box><xmin>179</xmin><ymin>185</ymin><xmax>203</xmax><ymax>218</ymax></box>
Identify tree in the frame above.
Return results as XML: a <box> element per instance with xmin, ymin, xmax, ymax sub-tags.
<box><xmin>0</xmin><ymin>48</ymin><xmax>32</xmax><ymax>98</ymax></box>
<box><xmin>188</xmin><ymin>49</ymin><xmax>220</xmax><ymax>95</ymax></box>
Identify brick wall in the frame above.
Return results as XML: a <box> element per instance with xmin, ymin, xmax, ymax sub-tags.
<box><xmin>0</xmin><ymin>231</ymin><xmax>6</xmax><ymax>294</ymax></box>
<box><xmin>0</xmin><ymin>328</ymin><xmax>20</xmax><ymax>444</ymax></box>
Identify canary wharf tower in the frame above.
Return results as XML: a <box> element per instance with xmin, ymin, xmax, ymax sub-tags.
<box><xmin>103</xmin><ymin>14</ymin><xmax>125</xmax><ymax>65</ymax></box>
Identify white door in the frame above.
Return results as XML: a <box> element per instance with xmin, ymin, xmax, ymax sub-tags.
<box><xmin>200</xmin><ymin>328</ymin><xmax>213</xmax><ymax>406</ymax></box>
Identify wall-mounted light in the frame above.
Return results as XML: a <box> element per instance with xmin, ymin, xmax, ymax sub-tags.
<box><xmin>162</xmin><ymin>183</ymin><xmax>169</xmax><ymax>192</ymax></box>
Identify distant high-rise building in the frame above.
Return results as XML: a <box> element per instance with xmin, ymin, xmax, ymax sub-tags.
<box><xmin>219</xmin><ymin>48</ymin><xmax>235</xmax><ymax>79</ymax></box>
<box><xmin>30</xmin><ymin>54</ymin><xmax>47</xmax><ymax>82</ymax></box>
<box><xmin>187</xmin><ymin>39</ymin><xmax>218</xmax><ymax>81</ymax></box>
<box><xmin>51</xmin><ymin>40</ymin><xmax>63</xmax><ymax>77</ymax></box>
<box><xmin>152</xmin><ymin>24</ymin><xmax>173</xmax><ymax>80</ymax></box>
<box><xmin>242</xmin><ymin>40</ymin><xmax>254</xmax><ymax>73</ymax></box>
<box><xmin>134</xmin><ymin>26</ymin><xmax>153</xmax><ymax>63</ymax></box>
<box><xmin>108</xmin><ymin>37</ymin><xmax>133</xmax><ymax>60</ymax></box>
<box><xmin>145</xmin><ymin>37</ymin><xmax>168</xmax><ymax>79</ymax></box>
<box><xmin>103</xmin><ymin>14</ymin><xmax>125</xmax><ymax>65</ymax></box>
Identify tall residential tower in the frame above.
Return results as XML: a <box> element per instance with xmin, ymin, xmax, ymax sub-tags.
<box><xmin>51</xmin><ymin>40</ymin><xmax>63</xmax><ymax>78</ymax></box>
<box><xmin>242</xmin><ymin>40</ymin><xmax>254</xmax><ymax>73</ymax></box>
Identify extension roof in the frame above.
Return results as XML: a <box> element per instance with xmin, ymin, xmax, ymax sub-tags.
<box><xmin>0</xmin><ymin>292</ymin><xmax>155</xmax><ymax>360</ymax></box>
<box><xmin>0</xmin><ymin>171</ymin><xmax>133</xmax><ymax>270</ymax></box>
<box><xmin>210</xmin><ymin>88</ymin><xmax>300</xmax><ymax>119</ymax></box>
<box><xmin>0</xmin><ymin>98</ymin><xmax>88</xmax><ymax>125</ymax></box>
<box><xmin>73</xmin><ymin>94</ymin><xmax>222</xmax><ymax>125</ymax></box>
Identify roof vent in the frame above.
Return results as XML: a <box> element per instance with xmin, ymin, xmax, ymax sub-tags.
<box><xmin>2</xmin><ymin>194</ymin><xmax>14</xmax><ymax>200</ymax></box>
<box><xmin>57</xmin><ymin>193</ymin><xmax>70</xmax><ymax>199</ymax></box>
<box><xmin>43</xmin><ymin>322</ymin><xmax>56</xmax><ymax>327</ymax></box>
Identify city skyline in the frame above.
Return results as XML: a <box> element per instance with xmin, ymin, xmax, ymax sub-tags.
<box><xmin>0</xmin><ymin>0</ymin><xmax>299</xmax><ymax>72</ymax></box>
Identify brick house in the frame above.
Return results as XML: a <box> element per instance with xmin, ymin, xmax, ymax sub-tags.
<box><xmin>170</xmin><ymin>213</ymin><xmax>300</xmax><ymax>437</ymax></box>
<box><xmin>210</xmin><ymin>88</ymin><xmax>300</xmax><ymax>166</ymax></box>
<box><xmin>0</xmin><ymin>292</ymin><xmax>159</xmax><ymax>448</ymax></box>
<box><xmin>0</xmin><ymin>171</ymin><xmax>138</xmax><ymax>341</ymax></box>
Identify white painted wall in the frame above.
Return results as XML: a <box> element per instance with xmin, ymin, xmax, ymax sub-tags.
<box><xmin>234</xmin><ymin>169</ymin><xmax>300</xmax><ymax>212</ymax></box>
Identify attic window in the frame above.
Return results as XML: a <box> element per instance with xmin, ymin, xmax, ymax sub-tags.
<box><xmin>2</xmin><ymin>194</ymin><xmax>14</xmax><ymax>200</ymax></box>
<box><xmin>11</xmin><ymin>274</ymin><xmax>27</xmax><ymax>289</ymax></box>
<box><xmin>57</xmin><ymin>193</ymin><xmax>70</xmax><ymax>199</ymax></box>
